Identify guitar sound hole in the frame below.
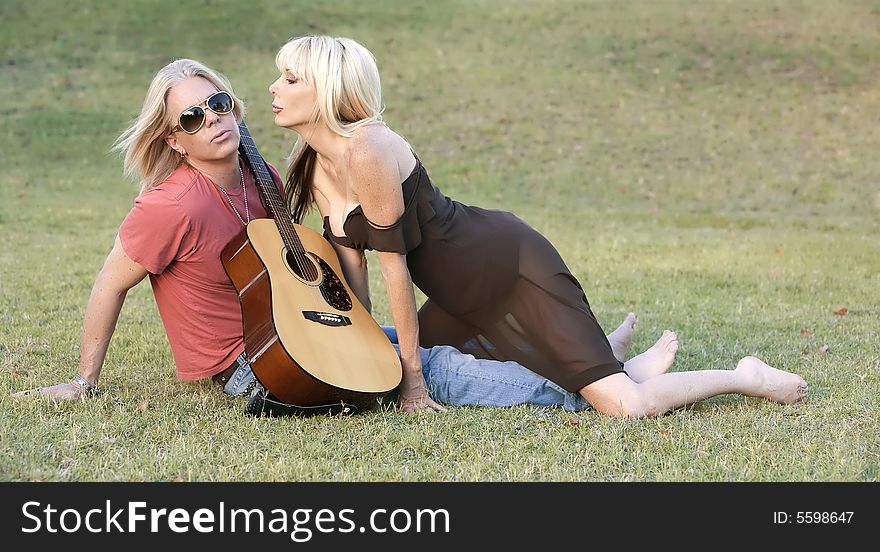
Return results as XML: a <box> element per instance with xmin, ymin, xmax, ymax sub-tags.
<box><xmin>285</xmin><ymin>251</ymin><xmax>318</xmax><ymax>282</ymax></box>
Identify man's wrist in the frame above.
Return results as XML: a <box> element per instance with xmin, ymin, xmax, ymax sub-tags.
<box><xmin>72</xmin><ymin>374</ymin><xmax>99</xmax><ymax>397</ymax></box>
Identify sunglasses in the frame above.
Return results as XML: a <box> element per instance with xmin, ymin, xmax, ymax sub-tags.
<box><xmin>170</xmin><ymin>91</ymin><xmax>235</xmax><ymax>134</ymax></box>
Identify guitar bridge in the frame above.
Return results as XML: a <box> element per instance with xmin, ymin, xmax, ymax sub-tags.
<box><xmin>302</xmin><ymin>311</ymin><xmax>352</xmax><ymax>327</ymax></box>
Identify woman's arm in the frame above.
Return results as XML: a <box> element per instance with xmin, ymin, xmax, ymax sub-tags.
<box><xmin>331</xmin><ymin>240</ymin><xmax>371</xmax><ymax>313</ymax></box>
<box><xmin>347</xmin><ymin>137</ymin><xmax>444</xmax><ymax>413</ymax></box>
<box><xmin>13</xmin><ymin>235</ymin><xmax>148</xmax><ymax>400</ymax></box>
<box><xmin>374</xmin><ymin>249</ymin><xmax>442</xmax><ymax>412</ymax></box>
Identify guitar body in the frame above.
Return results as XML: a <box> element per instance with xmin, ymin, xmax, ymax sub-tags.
<box><xmin>222</xmin><ymin>218</ymin><xmax>402</xmax><ymax>413</ymax></box>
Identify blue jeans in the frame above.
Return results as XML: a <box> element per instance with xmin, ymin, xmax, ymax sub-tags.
<box><xmin>223</xmin><ymin>328</ymin><xmax>590</xmax><ymax>412</ymax></box>
<box><xmin>381</xmin><ymin>326</ymin><xmax>589</xmax><ymax>412</ymax></box>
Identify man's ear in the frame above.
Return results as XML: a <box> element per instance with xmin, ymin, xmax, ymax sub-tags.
<box><xmin>164</xmin><ymin>134</ymin><xmax>185</xmax><ymax>157</ymax></box>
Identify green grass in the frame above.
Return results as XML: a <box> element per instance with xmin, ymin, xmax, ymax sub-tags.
<box><xmin>1</xmin><ymin>0</ymin><xmax>878</xmax><ymax>481</ymax></box>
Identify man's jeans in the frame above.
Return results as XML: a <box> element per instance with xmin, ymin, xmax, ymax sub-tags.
<box><xmin>223</xmin><ymin>326</ymin><xmax>589</xmax><ymax>412</ymax></box>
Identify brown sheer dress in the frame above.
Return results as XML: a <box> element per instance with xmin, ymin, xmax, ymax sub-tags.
<box><xmin>323</xmin><ymin>160</ymin><xmax>624</xmax><ymax>393</ymax></box>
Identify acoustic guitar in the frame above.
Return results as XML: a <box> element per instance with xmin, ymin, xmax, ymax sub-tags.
<box><xmin>221</xmin><ymin>122</ymin><xmax>402</xmax><ymax>415</ymax></box>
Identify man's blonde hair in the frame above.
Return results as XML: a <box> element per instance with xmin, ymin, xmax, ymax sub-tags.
<box><xmin>113</xmin><ymin>59</ymin><xmax>245</xmax><ymax>193</ymax></box>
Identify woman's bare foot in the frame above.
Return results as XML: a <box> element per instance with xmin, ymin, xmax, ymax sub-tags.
<box><xmin>622</xmin><ymin>330</ymin><xmax>678</xmax><ymax>383</ymax></box>
<box><xmin>607</xmin><ymin>312</ymin><xmax>637</xmax><ymax>362</ymax></box>
<box><xmin>734</xmin><ymin>356</ymin><xmax>808</xmax><ymax>404</ymax></box>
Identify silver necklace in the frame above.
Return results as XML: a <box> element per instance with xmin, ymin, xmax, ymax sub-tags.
<box><xmin>218</xmin><ymin>166</ymin><xmax>249</xmax><ymax>226</ymax></box>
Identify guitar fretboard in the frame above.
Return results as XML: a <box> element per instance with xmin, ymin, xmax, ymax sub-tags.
<box><xmin>237</xmin><ymin>122</ymin><xmax>317</xmax><ymax>280</ymax></box>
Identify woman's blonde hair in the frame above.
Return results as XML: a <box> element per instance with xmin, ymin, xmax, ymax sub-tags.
<box><xmin>113</xmin><ymin>59</ymin><xmax>246</xmax><ymax>194</ymax></box>
<box><xmin>275</xmin><ymin>36</ymin><xmax>384</xmax><ymax>222</ymax></box>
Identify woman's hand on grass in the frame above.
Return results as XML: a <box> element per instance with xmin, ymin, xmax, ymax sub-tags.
<box><xmin>397</xmin><ymin>372</ymin><xmax>446</xmax><ymax>414</ymax></box>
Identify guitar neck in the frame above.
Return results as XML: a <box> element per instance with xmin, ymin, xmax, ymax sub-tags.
<box><xmin>236</xmin><ymin>122</ymin><xmax>316</xmax><ymax>273</ymax></box>
<box><xmin>237</xmin><ymin>122</ymin><xmax>289</xmax><ymax>222</ymax></box>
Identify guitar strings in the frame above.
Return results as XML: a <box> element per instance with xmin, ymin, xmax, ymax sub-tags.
<box><xmin>241</xmin><ymin>134</ymin><xmax>313</xmax><ymax>278</ymax></box>
<box><xmin>241</xmin><ymin>134</ymin><xmax>317</xmax><ymax>280</ymax></box>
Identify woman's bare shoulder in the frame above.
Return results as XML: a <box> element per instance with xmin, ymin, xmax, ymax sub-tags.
<box><xmin>348</xmin><ymin>125</ymin><xmax>410</xmax><ymax>167</ymax></box>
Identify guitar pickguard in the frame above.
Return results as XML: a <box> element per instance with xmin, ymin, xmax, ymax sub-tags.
<box><xmin>315</xmin><ymin>256</ymin><xmax>353</xmax><ymax>311</ymax></box>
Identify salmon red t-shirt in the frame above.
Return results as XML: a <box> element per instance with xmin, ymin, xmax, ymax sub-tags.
<box><xmin>118</xmin><ymin>160</ymin><xmax>284</xmax><ymax>380</ymax></box>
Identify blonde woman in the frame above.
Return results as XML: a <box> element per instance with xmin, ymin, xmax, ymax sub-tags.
<box><xmin>270</xmin><ymin>36</ymin><xmax>808</xmax><ymax>416</ymax></box>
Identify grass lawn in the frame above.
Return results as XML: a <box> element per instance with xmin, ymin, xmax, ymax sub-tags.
<box><xmin>1</xmin><ymin>0</ymin><xmax>878</xmax><ymax>481</ymax></box>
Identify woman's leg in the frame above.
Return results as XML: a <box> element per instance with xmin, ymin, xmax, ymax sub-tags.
<box><xmin>580</xmin><ymin>356</ymin><xmax>808</xmax><ymax>418</ymax></box>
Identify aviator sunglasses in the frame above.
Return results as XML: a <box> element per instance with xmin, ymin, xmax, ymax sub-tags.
<box><xmin>170</xmin><ymin>91</ymin><xmax>235</xmax><ymax>134</ymax></box>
